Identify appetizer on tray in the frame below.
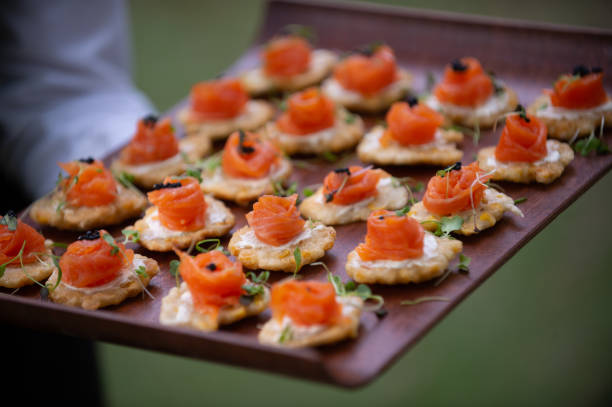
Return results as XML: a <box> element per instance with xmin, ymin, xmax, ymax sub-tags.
<box><xmin>528</xmin><ymin>65</ymin><xmax>612</xmax><ymax>140</ymax></box>
<box><xmin>299</xmin><ymin>165</ymin><xmax>409</xmax><ymax>225</ymax></box>
<box><xmin>262</xmin><ymin>87</ymin><xmax>364</xmax><ymax>155</ymax></box>
<box><xmin>346</xmin><ymin>209</ymin><xmax>462</xmax><ymax>284</ymax></box>
<box><xmin>409</xmin><ymin>162</ymin><xmax>523</xmax><ymax>235</ymax></box>
<box><xmin>0</xmin><ymin>211</ymin><xmax>54</xmax><ymax>289</ymax></box>
<box><xmin>425</xmin><ymin>57</ymin><xmax>517</xmax><ymax>128</ymax></box>
<box><xmin>30</xmin><ymin>158</ymin><xmax>147</xmax><ymax>231</ymax></box>
<box><xmin>178</xmin><ymin>78</ymin><xmax>274</xmax><ymax>141</ymax></box>
<box><xmin>322</xmin><ymin>44</ymin><xmax>412</xmax><ymax>112</ymax></box>
<box><xmin>229</xmin><ymin>194</ymin><xmax>335</xmax><ymax>273</ymax></box>
<box><xmin>477</xmin><ymin>106</ymin><xmax>574</xmax><ymax>183</ymax></box>
<box><xmin>241</xmin><ymin>27</ymin><xmax>338</xmax><ymax>95</ymax></box>
<box><xmin>258</xmin><ymin>279</ymin><xmax>362</xmax><ymax>348</ymax></box>
<box><xmin>47</xmin><ymin>230</ymin><xmax>159</xmax><ymax>310</ymax></box>
<box><xmin>160</xmin><ymin>250</ymin><xmax>269</xmax><ymax>331</ymax></box>
<box><xmin>200</xmin><ymin>130</ymin><xmax>292</xmax><ymax>205</ymax></box>
<box><xmin>111</xmin><ymin>115</ymin><xmax>211</xmax><ymax>188</ymax></box>
<box><xmin>131</xmin><ymin>177</ymin><xmax>234</xmax><ymax>252</ymax></box>
<box><xmin>357</xmin><ymin>97</ymin><xmax>463</xmax><ymax>166</ymax></box>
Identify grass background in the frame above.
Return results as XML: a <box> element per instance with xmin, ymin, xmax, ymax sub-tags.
<box><xmin>99</xmin><ymin>1</ymin><xmax>612</xmax><ymax>405</ymax></box>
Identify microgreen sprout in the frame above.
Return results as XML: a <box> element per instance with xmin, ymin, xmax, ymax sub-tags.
<box><xmin>185</xmin><ymin>168</ymin><xmax>203</xmax><ymax>183</ymax></box>
<box><xmin>281</xmin><ymin>24</ymin><xmax>317</xmax><ymax>43</ymax></box>
<box><xmin>195</xmin><ymin>238</ymin><xmax>228</xmax><ymax>255</ymax></box>
<box><xmin>320</xmin><ymin>151</ymin><xmax>339</xmax><ymax>162</ymax></box>
<box><xmin>293</xmin><ymin>247</ymin><xmax>302</xmax><ymax>277</ymax></box>
<box><xmin>134</xmin><ymin>265</ymin><xmax>148</xmax><ymax>278</ymax></box>
<box><xmin>323</xmin><ymin>267</ymin><xmax>384</xmax><ymax>312</ymax></box>
<box><xmin>240</xmin><ymin>271</ymin><xmax>270</xmax><ymax>305</ymax></box>
<box><xmin>0</xmin><ymin>211</ymin><xmax>18</xmax><ymax>231</ymax></box>
<box><xmin>344</xmin><ymin>113</ymin><xmax>356</xmax><ymax>124</ymax></box>
<box><xmin>401</xmin><ymin>296</ymin><xmax>450</xmax><ymax>306</ymax></box>
<box><xmin>197</xmin><ymin>153</ymin><xmax>222</xmax><ymax>172</ymax></box>
<box><xmin>513</xmin><ymin>197</ymin><xmax>527</xmax><ymax>205</ymax></box>
<box><xmin>121</xmin><ymin>229</ymin><xmax>140</xmax><ymax>244</ymax></box>
<box><xmin>302</xmin><ymin>187</ymin><xmax>314</xmax><ymax>197</ymax></box>
<box><xmin>272</xmin><ymin>181</ymin><xmax>298</xmax><ymax>198</ymax></box>
<box><xmin>278</xmin><ymin>325</ymin><xmax>293</xmax><ymax>344</ymax></box>
<box><xmin>436</xmin><ymin>162</ymin><xmax>462</xmax><ymax>178</ymax></box>
<box><xmin>116</xmin><ymin>172</ymin><xmax>136</xmax><ymax>188</ymax></box>
<box><xmin>169</xmin><ymin>259</ymin><xmax>180</xmax><ymax>288</ymax></box>
<box><xmin>421</xmin><ymin>215</ymin><xmax>464</xmax><ymax>238</ymax></box>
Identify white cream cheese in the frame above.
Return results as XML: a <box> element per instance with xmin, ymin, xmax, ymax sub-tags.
<box><xmin>267</xmin><ymin>296</ymin><xmax>361</xmax><ymax>342</ymax></box>
<box><xmin>232</xmin><ymin>223</ymin><xmax>326</xmax><ymax>250</ymax></box>
<box><xmin>119</xmin><ymin>153</ymin><xmax>183</xmax><ymax>176</ymax></box>
<box><xmin>243</xmin><ymin>49</ymin><xmax>336</xmax><ymax>85</ymax></box>
<box><xmin>486</xmin><ymin>140</ymin><xmax>561</xmax><ymax>167</ymax></box>
<box><xmin>349</xmin><ymin>233</ymin><xmax>438</xmax><ymax>270</ymax></box>
<box><xmin>61</xmin><ymin>257</ymin><xmax>146</xmax><ymax>294</ymax></box>
<box><xmin>426</xmin><ymin>91</ymin><xmax>509</xmax><ymax>119</ymax></box>
<box><xmin>362</xmin><ymin>127</ymin><xmax>453</xmax><ymax>150</ymax></box>
<box><xmin>208</xmin><ymin>162</ymin><xmax>286</xmax><ymax>189</ymax></box>
<box><xmin>535</xmin><ymin>98</ymin><xmax>612</xmax><ymax>120</ymax></box>
<box><xmin>323</xmin><ymin>76</ymin><xmax>407</xmax><ymax>104</ymax></box>
<box><xmin>480</xmin><ymin>188</ymin><xmax>523</xmax><ymax>218</ymax></box>
<box><xmin>142</xmin><ymin>198</ymin><xmax>229</xmax><ymax>240</ymax></box>
<box><xmin>275</xmin><ymin>124</ymin><xmax>336</xmax><ymax>147</ymax></box>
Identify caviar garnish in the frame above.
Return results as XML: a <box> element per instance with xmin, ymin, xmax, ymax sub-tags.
<box><xmin>142</xmin><ymin>115</ymin><xmax>158</xmax><ymax>127</ymax></box>
<box><xmin>206</xmin><ymin>263</ymin><xmax>217</xmax><ymax>271</ymax></box>
<box><xmin>451</xmin><ymin>59</ymin><xmax>468</xmax><ymax>72</ymax></box>
<box><xmin>77</xmin><ymin>230</ymin><xmax>101</xmax><ymax>241</ymax></box>
<box><xmin>405</xmin><ymin>96</ymin><xmax>419</xmax><ymax>107</ymax></box>
<box><xmin>78</xmin><ymin>157</ymin><xmax>95</xmax><ymax>164</ymax></box>
<box><xmin>150</xmin><ymin>182</ymin><xmax>182</xmax><ymax>191</ymax></box>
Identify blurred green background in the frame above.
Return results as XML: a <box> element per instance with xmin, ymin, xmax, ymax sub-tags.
<box><xmin>99</xmin><ymin>1</ymin><xmax>612</xmax><ymax>405</ymax></box>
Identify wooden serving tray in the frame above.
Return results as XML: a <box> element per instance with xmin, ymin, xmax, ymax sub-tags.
<box><xmin>2</xmin><ymin>0</ymin><xmax>611</xmax><ymax>388</ymax></box>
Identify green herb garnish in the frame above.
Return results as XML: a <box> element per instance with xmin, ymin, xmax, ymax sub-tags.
<box><xmin>401</xmin><ymin>296</ymin><xmax>450</xmax><ymax>306</ymax></box>
<box><xmin>102</xmin><ymin>233</ymin><xmax>120</xmax><ymax>256</ymax></box>
<box><xmin>134</xmin><ymin>265</ymin><xmax>148</xmax><ymax>278</ymax></box>
<box><xmin>513</xmin><ymin>197</ymin><xmax>527</xmax><ymax>205</ymax></box>
<box><xmin>278</xmin><ymin>325</ymin><xmax>293</xmax><ymax>344</ymax></box>
<box><xmin>320</xmin><ymin>151</ymin><xmax>339</xmax><ymax>162</ymax></box>
<box><xmin>458</xmin><ymin>253</ymin><xmax>471</xmax><ymax>272</ymax></box>
<box><xmin>422</xmin><ymin>215</ymin><xmax>464</xmax><ymax>238</ymax></box>
<box><xmin>117</xmin><ymin>171</ymin><xmax>135</xmax><ymax>188</ymax></box>
<box><xmin>185</xmin><ymin>168</ymin><xmax>203</xmax><ymax>183</ymax></box>
<box><xmin>323</xmin><ymin>267</ymin><xmax>384</xmax><ymax>311</ymax></box>
<box><xmin>121</xmin><ymin>229</ymin><xmax>140</xmax><ymax>244</ymax></box>
<box><xmin>169</xmin><ymin>259</ymin><xmax>180</xmax><ymax>288</ymax></box>
<box><xmin>302</xmin><ymin>187</ymin><xmax>314</xmax><ymax>197</ymax></box>
<box><xmin>0</xmin><ymin>211</ymin><xmax>18</xmax><ymax>231</ymax></box>
<box><xmin>293</xmin><ymin>247</ymin><xmax>302</xmax><ymax>277</ymax></box>
<box><xmin>195</xmin><ymin>238</ymin><xmax>222</xmax><ymax>253</ymax></box>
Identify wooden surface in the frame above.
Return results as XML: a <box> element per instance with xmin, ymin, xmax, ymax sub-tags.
<box><xmin>2</xmin><ymin>0</ymin><xmax>612</xmax><ymax>388</ymax></box>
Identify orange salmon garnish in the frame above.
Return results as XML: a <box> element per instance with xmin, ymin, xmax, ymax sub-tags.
<box><xmin>58</xmin><ymin>159</ymin><xmax>118</xmax><ymax>207</ymax></box>
<box><xmin>381</xmin><ymin>100</ymin><xmax>444</xmax><ymax>146</ymax></box>
<box><xmin>322</xmin><ymin>166</ymin><xmax>382</xmax><ymax>206</ymax></box>
<box><xmin>276</xmin><ymin>87</ymin><xmax>335</xmax><ymax>135</ymax></box>
<box><xmin>270</xmin><ymin>279</ymin><xmax>341</xmax><ymax>326</ymax></box>
<box><xmin>334</xmin><ymin>45</ymin><xmax>397</xmax><ymax>96</ymax></box>
<box><xmin>245</xmin><ymin>194</ymin><xmax>305</xmax><ymax>246</ymax></box>
<box><xmin>423</xmin><ymin>162</ymin><xmax>490</xmax><ymax>216</ymax></box>
<box><xmin>356</xmin><ymin>209</ymin><xmax>424</xmax><ymax>261</ymax></box>
<box><xmin>190</xmin><ymin>78</ymin><xmax>249</xmax><ymax>120</ymax></box>
<box><xmin>60</xmin><ymin>230</ymin><xmax>133</xmax><ymax>288</ymax></box>
<box><xmin>147</xmin><ymin>177</ymin><xmax>207</xmax><ymax>232</ymax></box>
<box><xmin>495</xmin><ymin>110</ymin><xmax>547</xmax><ymax>163</ymax></box>
<box><xmin>433</xmin><ymin>57</ymin><xmax>493</xmax><ymax>107</ymax></box>
<box><xmin>175</xmin><ymin>249</ymin><xmax>246</xmax><ymax>316</ymax></box>
<box><xmin>221</xmin><ymin>131</ymin><xmax>280</xmax><ymax>179</ymax></box>
<box><xmin>120</xmin><ymin>116</ymin><xmax>179</xmax><ymax>165</ymax></box>
<box><xmin>263</xmin><ymin>36</ymin><xmax>312</xmax><ymax>78</ymax></box>
<box><xmin>0</xmin><ymin>214</ymin><xmax>46</xmax><ymax>266</ymax></box>
<box><xmin>548</xmin><ymin>66</ymin><xmax>607</xmax><ymax>109</ymax></box>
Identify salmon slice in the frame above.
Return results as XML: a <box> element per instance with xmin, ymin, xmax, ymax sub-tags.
<box><xmin>433</xmin><ymin>57</ymin><xmax>493</xmax><ymax>107</ymax></box>
<box><xmin>333</xmin><ymin>45</ymin><xmax>397</xmax><ymax>96</ymax></box>
<box><xmin>221</xmin><ymin>130</ymin><xmax>280</xmax><ymax>179</ymax></box>
<box><xmin>548</xmin><ymin>67</ymin><xmax>607</xmax><ymax>109</ymax></box>
<box><xmin>423</xmin><ymin>162</ymin><xmax>490</xmax><ymax>216</ymax></box>
<box><xmin>120</xmin><ymin>116</ymin><xmax>179</xmax><ymax>165</ymax></box>
<box><xmin>276</xmin><ymin>87</ymin><xmax>335</xmax><ymax>135</ymax></box>
<box><xmin>245</xmin><ymin>194</ymin><xmax>305</xmax><ymax>246</ymax></box>
<box><xmin>270</xmin><ymin>279</ymin><xmax>341</xmax><ymax>326</ymax></box>
<box><xmin>322</xmin><ymin>165</ymin><xmax>382</xmax><ymax>205</ymax></box>
<box><xmin>60</xmin><ymin>230</ymin><xmax>133</xmax><ymax>288</ymax></box>
<box><xmin>381</xmin><ymin>100</ymin><xmax>444</xmax><ymax>146</ymax></box>
<box><xmin>147</xmin><ymin>177</ymin><xmax>207</xmax><ymax>232</ymax></box>
<box><xmin>174</xmin><ymin>249</ymin><xmax>246</xmax><ymax>316</ymax></box>
<box><xmin>263</xmin><ymin>35</ymin><xmax>312</xmax><ymax>77</ymax></box>
<box><xmin>356</xmin><ymin>209</ymin><xmax>424</xmax><ymax>261</ymax></box>
<box><xmin>190</xmin><ymin>78</ymin><xmax>249</xmax><ymax>120</ymax></box>
<box><xmin>495</xmin><ymin>112</ymin><xmax>547</xmax><ymax>162</ymax></box>
<box><xmin>58</xmin><ymin>159</ymin><xmax>118</xmax><ymax>207</ymax></box>
<box><xmin>0</xmin><ymin>214</ymin><xmax>46</xmax><ymax>265</ymax></box>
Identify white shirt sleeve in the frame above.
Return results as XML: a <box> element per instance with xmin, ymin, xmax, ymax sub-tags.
<box><xmin>0</xmin><ymin>0</ymin><xmax>155</xmax><ymax>199</ymax></box>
